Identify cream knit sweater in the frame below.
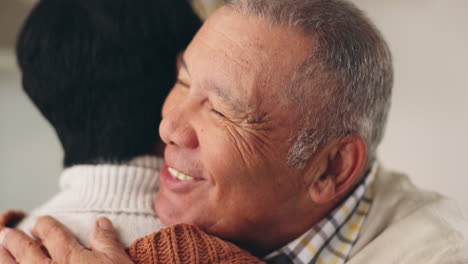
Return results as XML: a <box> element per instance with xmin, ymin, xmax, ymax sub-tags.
<box><xmin>347</xmin><ymin>165</ymin><xmax>468</xmax><ymax>263</ymax></box>
<box><xmin>17</xmin><ymin>156</ymin><xmax>165</xmax><ymax>247</ymax></box>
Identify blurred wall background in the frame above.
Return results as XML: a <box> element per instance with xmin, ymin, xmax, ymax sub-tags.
<box><xmin>1</xmin><ymin>0</ymin><xmax>467</xmax><ymax>213</ymax></box>
<box><xmin>0</xmin><ymin>0</ymin><xmax>63</xmax><ymax>213</ymax></box>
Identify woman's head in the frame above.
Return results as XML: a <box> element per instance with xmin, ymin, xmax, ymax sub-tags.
<box><xmin>17</xmin><ymin>0</ymin><xmax>202</xmax><ymax>166</ymax></box>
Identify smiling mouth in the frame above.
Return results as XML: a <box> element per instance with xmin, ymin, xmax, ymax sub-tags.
<box><xmin>168</xmin><ymin>167</ymin><xmax>196</xmax><ymax>181</ymax></box>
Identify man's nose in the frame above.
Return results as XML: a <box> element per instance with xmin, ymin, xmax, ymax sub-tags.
<box><xmin>159</xmin><ymin>104</ymin><xmax>199</xmax><ymax>149</ymax></box>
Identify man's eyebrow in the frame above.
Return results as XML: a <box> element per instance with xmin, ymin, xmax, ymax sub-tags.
<box><xmin>178</xmin><ymin>53</ymin><xmax>239</xmax><ymax>108</ymax></box>
<box><xmin>210</xmin><ymin>85</ymin><xmax>236</xmax><ymax>106</ymax></box>
<box><xmin>208</xmin><ymin>83</ymin><xmax>256</xmax><ymax>121</ymax></box>
<box><xmin>177</xmin><ymin>54</ymin><xmax>262</xmax><ymax>123</ymax></box>
<box><xmin>178</xmin><ymin>53</ymin><xmax>236</xmax><ymax>107</ymax></box>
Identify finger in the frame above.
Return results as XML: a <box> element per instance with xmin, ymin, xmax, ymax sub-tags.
<box><xmin>0</xmin><ymin>211</ymin><xmax>26</xmax><ymax>228</ymax></box>
<box><xmin>31</xmin><ymin>216</ymin><xmax>83</xmax><ymax>263</ymax></box>
<box><xmin>90</xmin><ymin>217</ymin><xmax>131</xmax><ymax>261</ymax></box>
<box><xmin>0</xmin><ymin>245</ymin><xmax>17</xmax><ymax>264</ymax></box>
<box><xmin>0</xmin><ymin>228</ymin><xmax>50</xmax><ymax>264</ymax></box>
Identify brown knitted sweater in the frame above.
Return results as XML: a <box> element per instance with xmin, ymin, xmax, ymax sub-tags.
<box><xmin>0</xmin><ymin>211</ymin><xmax>265</xmax><ymax>264</ymax></box>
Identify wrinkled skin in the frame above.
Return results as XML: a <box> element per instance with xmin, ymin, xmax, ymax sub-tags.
<box><xmin>155</xmin><ymin>7</ymin><xmax>326</xmax><ymax>254</ymax></box>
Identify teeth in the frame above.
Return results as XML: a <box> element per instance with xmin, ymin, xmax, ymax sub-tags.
<box><xmin>168</xmin><ymin>167</ymin><xmax>195</xmax><ymax>181</ymax></box>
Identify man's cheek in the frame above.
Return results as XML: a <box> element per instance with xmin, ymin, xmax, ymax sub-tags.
<box><xmin>219</xmin><ymin>126</ymin><xmax>263</xmax><ymax>169</ymax></box>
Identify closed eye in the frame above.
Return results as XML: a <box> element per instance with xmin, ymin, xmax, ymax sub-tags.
<box><xmin>204</xmin><ymin>100</ymin><xmax>227</xmax><ymax>119</ymax></box>
<box><xmin>211</xmin><ymin>108</ymin><xmax>226</xmax><ymax>118</ymax></box>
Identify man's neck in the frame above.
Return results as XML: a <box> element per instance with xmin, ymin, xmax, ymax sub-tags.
<box><xmin>234</xmin><ymin>202</ymin><xmax>337</xmax><ymax>257</ymax></box>
<box><xmin>243</xmin><ymin>175</ymin><xmax>372</xmax><ymax>257</ymax></box>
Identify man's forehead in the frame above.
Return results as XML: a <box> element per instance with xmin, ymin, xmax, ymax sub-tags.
<box><xmin>197</xmin><ymin>9</ymin><xmax>269</xmax><ymax>72</ymax></box>
<box><xmin>183</xmin><ymin>7</ymin><xmax>314</xmax><ymax>112</ymax></box>
<box><xmin>219</xmin><ymin>12</ymin><xmax>307</xmax><ymax>69</ymax></box>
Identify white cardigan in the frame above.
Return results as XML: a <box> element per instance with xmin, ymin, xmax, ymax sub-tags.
<box><xmin>17</xmin><ymin>156</ymin><xmax>164</xmax><ymax>247</ymax></box>
<box><xmin>348</xmin><ymin>166</ymin><xmax>468</xmax><ymax>263</ymax></box>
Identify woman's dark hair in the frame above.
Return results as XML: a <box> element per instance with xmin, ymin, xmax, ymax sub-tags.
<box><xmin>17</xmin><ymin>0</ymin><xmax>201</xmax><ymax>167</ymax></box>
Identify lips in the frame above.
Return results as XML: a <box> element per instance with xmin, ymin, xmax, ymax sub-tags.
<box><xmin>168</xmin><ymin>167</ymin><xmax>196</xmax><ymax>181</ymax></box>
<box><xmin>160</xmin><ymin>163</ymin><xmax>205</xmax><ymax>193</ymax></box>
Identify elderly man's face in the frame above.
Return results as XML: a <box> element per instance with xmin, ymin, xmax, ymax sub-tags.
<box><xmin>156</xmin><ymin>7</ymin><xmax>316</xmax><ymax>248</ymax></box>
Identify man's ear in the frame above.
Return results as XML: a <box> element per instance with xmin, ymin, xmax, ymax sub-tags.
<box><xmin>309</xmin><ymin>134</ymin><xmax>367</xmax><ymax>204</ymax></box>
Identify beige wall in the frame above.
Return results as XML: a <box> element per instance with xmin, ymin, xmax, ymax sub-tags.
<box><xmin>0</xmin><ymin>1</ymin><xmax>31</xmax><ymax>49</ymax></box>
<box><xmin>0</xmin><ymin>52</ymin><xmax>62</xmax><ymax>213</ymax></box>
<box><xmin>0</xmin><ymin>0</ymin><xmax>467</xmax><ymax>212</ymax></box>
<box><xmin>352</xmin><ymin>0</ymin><xmax>468</xmax><ymax>206</ymax></box>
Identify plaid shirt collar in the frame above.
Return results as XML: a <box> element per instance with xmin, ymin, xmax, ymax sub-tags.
<box><xmin>264</xmin><ymin>163</ymin><xmax>377</xmax><ymax>264</ymax></box>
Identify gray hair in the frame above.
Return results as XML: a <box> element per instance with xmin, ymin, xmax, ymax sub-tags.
<box><xmin>225</xmin><ymin>0</ymin><xmax>393</xmax><ymax>168</ymax></box>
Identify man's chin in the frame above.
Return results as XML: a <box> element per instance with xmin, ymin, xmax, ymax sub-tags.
<box><xmin>154</xmin><ymin>188</ymin><xmax>227</xmax><ymax>237</ymax></box>
<box><xmin>154</xmin><ymin>189</ymin><xmax>194</xmax><ymax>226</ymax></box>
<box><xmin>154</xmin><ymin>194</ymin><xmax>177</xmax><ymax>225</ymax></box>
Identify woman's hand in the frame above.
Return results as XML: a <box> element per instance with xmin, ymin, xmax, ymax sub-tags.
<box><xmin>0</xmin><ymin>216</ymin><xmax>134</xmax><ymax>264</ymax></box>
<box><xmin>0</xmin><ymin>210</ymin><xmax>25</xmax><ymax>229</ymax></box>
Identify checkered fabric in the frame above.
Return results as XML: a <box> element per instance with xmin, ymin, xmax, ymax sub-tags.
<box><xmin>264</xmin><ymin>163</ymin><xmax>377</xmax><ymax>264</ymax></box>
